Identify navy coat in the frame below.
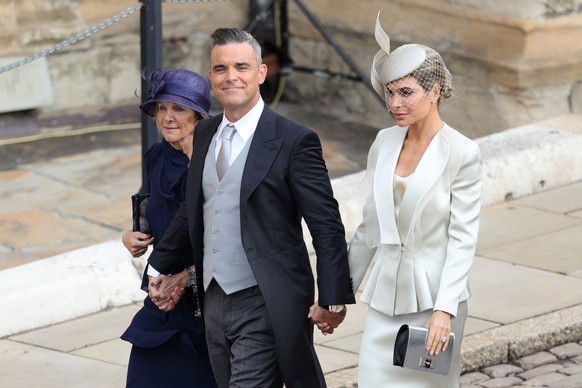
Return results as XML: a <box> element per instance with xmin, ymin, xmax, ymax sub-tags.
<box><xmin>121</xmin><ymin>139</ymin><xmax>216</xmax><ymax>387</ymax></box>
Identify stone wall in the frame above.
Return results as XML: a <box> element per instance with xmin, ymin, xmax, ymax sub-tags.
<box><xmin>1</xmin><ymin>0</ymin><xmax>581</xmax><ymax>138</ymax></box>
<box><xmin>281</xmin><ymin>0</ymin><xmax>582</xmax><ymax>138</ymax></box>
<box><xmin>0</xmin><ymin>0</ymin><xmax>246</xmax><ymax>112</ymax></box>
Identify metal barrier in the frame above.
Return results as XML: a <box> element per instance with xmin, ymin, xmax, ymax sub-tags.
<box><xmin>0</xmin><ymin>4</ymin><xmax>142</xmax><ymax>75</ymax></box>
<box><xmin>1</xmin><ymin>0</ymin><xmax>237</xmax><ymax>189</ymax></box>
<box><xmin>0</xmin><ymin>0</ymin><xmax>236</xmax><ymax>75</ymax></box>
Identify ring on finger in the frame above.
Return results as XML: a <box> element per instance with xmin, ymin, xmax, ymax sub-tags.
<box><xmin>441</xmin><ymin>336</ymin><xmax>447</xmax><ymax>343</ymax></box>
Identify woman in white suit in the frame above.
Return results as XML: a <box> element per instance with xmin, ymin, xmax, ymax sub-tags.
<box><xmin>347</xmin><ymin>13</ymin><xmax>482</xmax><ymax>387</ymax></box>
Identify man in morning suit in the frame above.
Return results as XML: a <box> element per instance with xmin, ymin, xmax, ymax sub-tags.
<box><xmin>146</xmin><ymin>27</ymin><xmax>355</xmax><ymax>387</ymax></box>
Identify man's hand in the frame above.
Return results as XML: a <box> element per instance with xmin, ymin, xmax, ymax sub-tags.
<box><xmin>148</xmin><ymin>273</ymin><xmax>187</xmax><ymax>311</ymax></box>
<box><xmin>308</xmin><ymin>304</ymin><xmax>347</xmax><ymax>336</ymax></box>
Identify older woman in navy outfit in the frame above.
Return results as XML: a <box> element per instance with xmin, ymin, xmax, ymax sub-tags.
<box><xmin>121</xmin><ymin>68</ymin><xmax>217</xmax><ymax>387</ymax></box>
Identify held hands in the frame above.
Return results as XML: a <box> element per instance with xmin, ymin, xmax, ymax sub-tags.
<box><xmin>122</xmin><ymin>230</ymin><xmax>154</xmax><ymax>258</ymax></box>
<box><xmin>425</xmin><ymin>310</ymin><xmax>452</xmax><ymax>356</ymax></box>
<box><xmin>308</xmin><ymin>303</ymin><xmax>347</xmax><ymax>336</ymax></box>
<box><xmin>148</xmin><ymin>272</ymin><xmax>187</xmax><ymax>311</ymax></box>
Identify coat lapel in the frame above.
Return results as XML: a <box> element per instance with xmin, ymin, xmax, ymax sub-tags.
<box><xmin>374</xmin><ymin>127</ymin><xmax>407</xmax><ymax>246</ymax></box>
<box><xmin>398</xmin><ymin>131</ymin><xmax>449</xmax><ymax>246</ymax></box>
<box><xmin>240</xmin><ymin>106</ymin><xmax>283</xmax><ymax>203</ymax></box>
<box><xmin>190</xmin><ymin>115</ymin><xmax>221</xmax><ymax>183</ymax></box>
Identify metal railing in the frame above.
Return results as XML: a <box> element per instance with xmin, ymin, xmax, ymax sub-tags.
<box><xmin>0</xmin><ymin>0</ymin><xmax>237</xmax><ymax>75</ymax></box>
<box><xmin>1</xmin><ymin>0</ymin><xmax>237</xmax><ymax>189</ymax></box>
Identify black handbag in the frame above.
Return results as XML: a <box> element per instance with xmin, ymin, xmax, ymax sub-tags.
<box><xmin>131</xmin><ymin>193</ymin><xmax>150</xmax><ymax>233</ymax></box>
<box><xmin>393</xmin><ymin>324</ymin><xmax>455</xmax><ymax>376</ymax></box>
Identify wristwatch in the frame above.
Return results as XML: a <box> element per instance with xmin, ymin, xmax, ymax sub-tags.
<box><xmin>327</xmin><ymin>304</ymin><xmax>345</xmax><ymax>313</ymax></box>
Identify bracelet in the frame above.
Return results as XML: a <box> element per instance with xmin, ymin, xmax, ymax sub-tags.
<box><xmin>186</xmin><ymin>265</ymin><xmax>196</xmax><ymax>287</ymax></box>
<box><xmin>185</xmin><ymin>265</ymin><xmax>202</xmax><ymax>318</ymax></box>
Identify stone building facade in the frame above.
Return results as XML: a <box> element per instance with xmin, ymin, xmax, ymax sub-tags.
<box><xmin>1</xmin><ymin>0</ymin><xmax>581</xmax><ymax>138</ymax></box>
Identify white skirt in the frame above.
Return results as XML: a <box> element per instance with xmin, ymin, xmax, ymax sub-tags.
<box><xmin>358</xmin><ymin>302</ymin><xmax>467</xmax><ymax>388</ymax></box>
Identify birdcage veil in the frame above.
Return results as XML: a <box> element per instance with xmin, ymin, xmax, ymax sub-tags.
<box><xmin>371</xmin><ymin>12</ymin><xmax>453</xmax><ymax>111</ymax></box>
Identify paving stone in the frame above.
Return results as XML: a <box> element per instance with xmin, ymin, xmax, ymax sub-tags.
<box><xmin>480</xmin><ymin>225</ymin><xmax>582</xmax><ymax>275</ymax></box>
<box><xmin>560</xmin><ymin>365</ymin><xmax>582</xmax><ymax>376</ymax></box>
<box><xmin>572</xmin><ymin>355</ymin><xmax>582</xmax><ymax>365</ymax></box>
<box><xmin>482</xmin><ymin>364</ymin><xmax>524</xmax><ymax>378</ymax></box>
<box><xmin>0</xmin><ymin>208</ymin><xmax>122</xmax><ymax>270</ymax></box>
<box><xmin>477</xmin><ymin>204</ymin><xmax>582</xmax><ymax>251</ymax></box>
<box><xmin>467</xmin><ymin>258</ymin><xmax>582</xmax><ymax>325</ymax></box>
<box><xmin>549</xmin><ymin>373</ymin><xmax>582</xmax><ymax>388</ymax></box>
<box><xmin>515</xmin><ymin>351</ymin><xmax>559</xmax><ymax>369</ymax></box>
<box><xmin>9</xmin><ymin>304</ymin><xmax>140</xmax><ymax>352</ymax></box>
<box><xmin>314</xmin><ymin>345</ymin><xmax>359</xmax><ymax>375</ymax></box>
<box><xmin>550</xmin><ymin>342</ymin><xmax>582</xmax><ymax>360</ymax></box>
<box><xmin>479</xmin><ymin>376</ymin><xmax>523</xmax><ymax>387</ymax></box>
<box><xmin>460</xmin><ymin>371</ymin><xmax>490</xmax><ymax>385</ymax></box>
<box><xmin>513</xmin><ymin>181</ymin><xmax>582</xmax><ymax>214</ymax></box>
<box><xmin>0</xmin><ymin>339</ymin><xmax>126</xmax><ymax>387</ymax></box>
<box><xmin>522</xmin><ymin>372</ymin><xmax>567</xmax><ymax>386</ymax></box>
<box><xmin>72</xmin><ymin>337</ymin><xmax>131</xmax><ymax>367</ymax></box>
<box><xmin>465</xmin><ymin>317</ymin><xmax>500</xmax><ymax>335</ymax></box>
<box><xmin>517</xmin><ymin>363</ymin><xmax>563</xmax><ymax>380</ymax></box>
<box><xmin>325</xmin><ymin>366</ymin><xmax>358</xmax><ymax>388</ymax></box>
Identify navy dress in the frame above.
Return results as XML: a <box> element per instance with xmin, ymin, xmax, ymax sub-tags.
<box><xmin>121</xmin><ymin>139</ymin><xmax>217</xmax><ymax>387</ymax></box>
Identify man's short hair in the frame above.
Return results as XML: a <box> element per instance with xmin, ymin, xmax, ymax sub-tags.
<box><xmin>210</xmin><ymin>28</ymin><xmax>263</xmax><ymax>66</ymax></box>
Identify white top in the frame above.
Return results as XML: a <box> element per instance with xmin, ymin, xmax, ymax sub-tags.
<box><xmin>393</xmin><ymin>173</ymin><xmax>412</xmax><ymax>218</ymax></box>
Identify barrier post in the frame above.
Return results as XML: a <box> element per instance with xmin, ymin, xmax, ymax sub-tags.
<box><xmin>139</xmin><ymin>0</ymin><xmax>163</xmax><ymax>192</ymax></box>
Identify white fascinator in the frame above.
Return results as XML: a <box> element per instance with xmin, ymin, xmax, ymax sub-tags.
<box><xmin>370</xmin><ymin>12</ymin><xmax>452</xmax><ymax>102</ymax></box>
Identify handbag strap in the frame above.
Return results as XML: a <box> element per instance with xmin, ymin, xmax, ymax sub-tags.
<box><xmin>393</xmin><ymin>324</ymin><xmax>410</xmax><ymax>366</ymax></box>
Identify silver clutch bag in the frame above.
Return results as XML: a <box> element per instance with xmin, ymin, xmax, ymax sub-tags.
<box><xmin>393</xmin><ymin>324</ymin><xmax>455</xmax><ymax>376</ymax></box>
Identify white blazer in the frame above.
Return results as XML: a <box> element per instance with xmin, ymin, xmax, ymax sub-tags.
<box><xmin>348</xmin><ymin>123</ymin><xmax>482</xmax><ymax>317</ymax></box>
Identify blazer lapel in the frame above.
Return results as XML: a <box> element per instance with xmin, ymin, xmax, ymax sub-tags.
<box><xmin>398</xmin><ymin>131</ymin><xmax>449</xmax><ymax>246</ymax></box>
<box><xmin>240</xmin><ymin>106</ymin><xmax>283</xmax><ymax>203</ymax></box>
<box><xmin>188</xmin><ymin>115</ymin><xmax>221</xmax><ymax>215</ymax></box>
<box><xmin>374</xmin><ymin>127</ymin><xmax>407</xmax><ymax>246</ymax></box>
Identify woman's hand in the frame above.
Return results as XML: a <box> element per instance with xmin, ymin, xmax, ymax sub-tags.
<box><xmin>425</xmin><ymin>310</ymin><xmax>452</xmax><ymax>356</ymax></box>
<box><xmin>148</xmin><ymin>272</ymin><xmax>187</xmax><ymax>311</ymax></box>
<box><xmin>122</xmin><ymin>230</ymin><xmax>154</xmax><ymax>257</ymax></box>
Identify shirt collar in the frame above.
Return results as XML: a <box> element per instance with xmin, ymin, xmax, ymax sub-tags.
<box><xmin>217</xmin><ymin>98</ymin><xmax>264</xmax><ymax>142</ymax></box>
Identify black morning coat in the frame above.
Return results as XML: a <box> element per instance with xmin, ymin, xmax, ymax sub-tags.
<box><xmin>148</xmin><ymin>105</ymin><xmax>355</xmax><ymax>387</ymax></box>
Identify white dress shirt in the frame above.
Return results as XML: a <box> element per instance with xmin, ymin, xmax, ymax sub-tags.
<box><xmin>214</xmin><ymin>98</ymin><xmax>264</xmax><ymax>166</ymax></box>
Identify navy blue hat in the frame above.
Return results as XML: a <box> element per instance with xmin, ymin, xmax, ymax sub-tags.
<box><xmin>140</xmin><ymin>68</ymin><xmax>211</xmax><ymax>117</ymax></box>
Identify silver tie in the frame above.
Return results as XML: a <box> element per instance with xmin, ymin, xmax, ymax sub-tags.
<box><xmin>217</xmin><ymin>123</ymin><xmax>236</xmax><ymax>180</ymax></box>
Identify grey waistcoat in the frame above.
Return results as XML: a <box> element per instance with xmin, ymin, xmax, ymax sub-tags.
<box><xmin>201</xmin><ymin>135</ymin><xmax>257</xmax><ymax>294</ymax></box>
